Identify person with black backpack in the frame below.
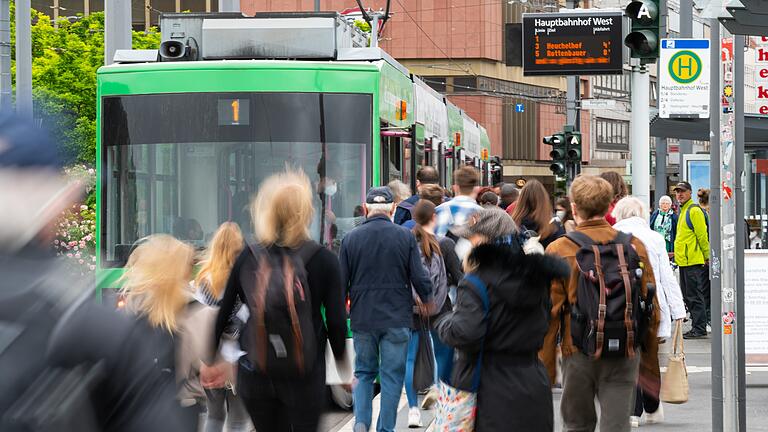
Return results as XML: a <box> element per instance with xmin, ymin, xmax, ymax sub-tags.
<box><xmin>203</xmin><ymin>169</ymin><xmax>349</xmax><ymax>432</ymax></box>
<box><xmin>541</xmin><ymin>175</ymin><xmax>659</xmax><ymax>432</ymax></box>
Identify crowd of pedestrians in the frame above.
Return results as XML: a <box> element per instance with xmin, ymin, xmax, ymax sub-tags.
<box><xmin>0</xmin><ymin>108</ymin><xmax>716</xmax><ymax>432</ymax></box>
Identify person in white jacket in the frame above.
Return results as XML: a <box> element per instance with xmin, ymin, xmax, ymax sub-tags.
<box><xmin>613</xmin><ymin>196</ymin><xmax>687</xmax><ymax>428</ymax></box>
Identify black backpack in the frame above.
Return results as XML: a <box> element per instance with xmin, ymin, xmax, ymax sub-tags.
<box><xmin>566</xmin><ymin>231</ymin><xmax>655</xmax><ymax>359</ymax></box>
<box><xmin>244</xmin><ymin>241</ymin><xmax>321</xmax><ymax>379</ymax></box>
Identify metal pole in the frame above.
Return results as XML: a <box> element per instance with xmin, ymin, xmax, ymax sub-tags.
<box><xmin>53</xmin><ymin>0</ymin><xmax>59</xmax><ymax>29</ymax></box>
<box><xmin>654</xmin><ymin>0</ymin><xmax>668</xmax><ymax>204</ymax></box>
<box><xmin>720</xmin><ymin>31</ymin><xmax>740</xmax><ymax>432</ymax></box>
<box><xmin>709</xmin><ymin>18</ymin><xmax>723</xmax><ymax>432</ymax></box>
<box><xmin>631</xmin><ymin>65</ymin><xmax>650</xmax><ymax>207</ymax></box>
<box><xmin>104</xmin><ymin>0</ymin><xmax>132</xmax><ymax>66</ymax></box>
<box><xmin>315</xmin><ymin>0</ymin><xmax>320</xmax><ymax>12</ymax></box>
<box><xmin>370</xmin><ymin>13</ymin><xmax>380</xmax><ymax>47</ymax></box>
<box><xmin>14</xmin><ymin>0</ymin><xmax>32</xmax><ymax>119</ymax></box>
<box><xmin>0</xmin><ymin>0</ymin><xmax>10</xmax><ymax>111</ymax></box>
<box><xmin>678</xmin><ymin>0</ymin><xmax>693</xmax><ymax>158</ymax></box>
<box><xmin>218</xmin><ymin>0</ymin><xmax>240</xmax><ymax>13</ymax></box>
<box><xmin>734</xmin><ymin>34</ymin><xmax>747</xmax><ymax>432</ymax></box>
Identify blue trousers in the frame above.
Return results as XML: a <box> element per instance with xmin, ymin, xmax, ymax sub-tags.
<box><xmin>352</xmin><ymin>327</ymin><xmax>410</xmax><ymax>432</ymax></box>
<box><xmin>404</xmin><ymin>329</ymin><xmax>454</xmax><ymax>408</ymax></box>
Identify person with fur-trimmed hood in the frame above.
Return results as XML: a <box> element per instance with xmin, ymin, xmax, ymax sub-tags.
<box><xmin>434</xmin><ymin>207</ymin><xmax>570</xmax><ymax>431</ymax></box>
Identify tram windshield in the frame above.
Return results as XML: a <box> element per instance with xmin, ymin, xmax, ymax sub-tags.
<box><xmin>101</xmin><ymin>92</ymin><xmax>372</xmax><ymax>267</ymax></box>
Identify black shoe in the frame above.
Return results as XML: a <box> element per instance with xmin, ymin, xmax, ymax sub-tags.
<box><xmin>683</xmin><ymin>331</ymin><xmax>707</xmax><ymax>339</ymax></box>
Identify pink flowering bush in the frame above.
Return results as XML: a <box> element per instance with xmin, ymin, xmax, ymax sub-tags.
<box><xmin>53</xmin><ymin>165</ymin><xmax>97</xmax><ymax>275</ymax></box>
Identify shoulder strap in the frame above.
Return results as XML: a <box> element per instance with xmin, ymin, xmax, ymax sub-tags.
<box><xmin>565</xmin><ymin>231</ymin><xmax>595</xmax><ymax>248</ymax></box>
<box><xmin>613</xmin><ymin>231</ymin><xmax>633</xmax><ymax>247</ymax></box>
<box><xmin>462</xmin><ymin>273</ymin><xmax>490</xmax><ymax>392</ymax></box>
<box><xmin>685</xmin><ymin>204</ymin><xmax>709</xmax><ymax>231</ymax></box>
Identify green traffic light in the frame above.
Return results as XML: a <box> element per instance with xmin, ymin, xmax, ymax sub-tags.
<box><xmin>549</xmin><ymin>161</ymin><xmax>566</xmax><ymax>176</ymax></box>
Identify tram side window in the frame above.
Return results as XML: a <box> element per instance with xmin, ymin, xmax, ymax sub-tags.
<box><xmin>102</xmin><ymin>92</ymin><xmax>372</xmax><ymax>266</ymax></box>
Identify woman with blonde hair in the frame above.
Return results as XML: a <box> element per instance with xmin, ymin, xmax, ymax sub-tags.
<box><xmin>203</xmin><ymin>169</ymin><xmax>348</xmax><ymax>432</ymax></box>
<box><xmin>193</xmin><ymin>222</ymin><xmax>250</xmax><ymax>432</ymax></box>
<box><xmin>119</xmin><ymin>234</ymin><xmax>201</xmax><ymax>427</ymax></box>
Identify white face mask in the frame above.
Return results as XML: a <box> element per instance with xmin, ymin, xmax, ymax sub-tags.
<box><xmin>556</xmin><ymin>210</ymin><xmax>566</xmax><ymax>221</ymax></box>
<box><xmin>324</xmin><ymin>183</ymin><xmax>338</xmax><ymax>197</ymax></box>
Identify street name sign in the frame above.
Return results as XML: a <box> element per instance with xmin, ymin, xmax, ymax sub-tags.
<box><xmin>581</xmin><ymin>99</ymin><xmax>617</xmax><ymax>109</ymax></box>
<box><xmin>522</xmin><ymin>11</ymin><xmax>624</xmax><ymax>76</ymax></box>
<box><xmin>659</xmin><ymin>38</ymin><xmax>710</xmax><ymax>119</ymax></box>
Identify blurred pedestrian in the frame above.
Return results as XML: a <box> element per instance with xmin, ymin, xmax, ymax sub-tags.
<box><xmin>339</xmin><ymin>186</ymin><xmax>432</xmax><ymax>432</ymax></box>
<box><xmin>492</xmin><ymin>182</ymin><xmax>503</xmax><ymax>196</ymax></box>
<box><xmin>500</xmin><ymin>184</ymin><xmax>520</xmax><ymax>211</ymax></box>
<box><xmin>192</xmin><ymin>222</ymin><xmax>251</xmax><ymax>432</ymax></box>
<box><xmin>435</xmin><ymin>208</ymin><xmax>569</xmax><ymax>431</ymax></box>
<box><xmin>204</xmin><ymin>169</ymin><xmax>348</xmax><ymax>432</ymax></box>
<box><xmin>119</xmin><ymin>234</ymin><xmax>204</xmax><ymax>427</ymax></box>
<box><xmin>542</xmin><ymin>175</ymin><xmax>658</xmax><ymax>432</ymax></box>
<box><xmin>510</xmin><ymin>179</ymin><xmax>565</xmax><ymax>249</ymax></box>
<box><xmin>673</xmin><ymin>181</ymin><xmax>710</xmax><ymax>339</ymax></box>
<box><xmin>394</xmin><ymin>166</ymin><xmax>440</xmax><ymax>226</ymax></box>
<box><xmin>613</xmin><ymin>197</ymin><xmax>686</xmax><ymax>427</ymax></box>
<box><xmin>650</xmin><ymin>195</ymin><xmax>678</xmax><ymax>256</ymax></box>
<box><xmin>0</xmin><ymin>113</ymin><xmax>188</xmax><ymax>432</ymax></box>
<box><xmin>478</xmin><ymin>191</ymin><xmax>500</xmax><ymax>208</ymax></box>
<box><xmin>600</xmin><ymin>171</ymin><xmax>628</xmax><ymax>225</ymax></box>
<box><xmin>405</xmin><ymin>200</ymin><xmax>452</xmax><ymax>427</ymax></box>
<box><xmin>697</xmin><ymin>188</ymin><xmax>710</xmax><ymax>213</ymax></box>
<box><xmin>388</xmin><ymin>179</ymin><xmax>412</xmax><ymax>207</ymax></box>
<box><xmin>435</xmin><ymin>166</ymin><xmax>482</xmax><ymax>239</ymax></box>
<box><xmin>555</xmin><ymin>197</ymin><xmax>577</xmax><ymax>233</ymax></box>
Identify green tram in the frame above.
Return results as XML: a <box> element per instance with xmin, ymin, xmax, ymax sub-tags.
<box><xmin>95</xmin><ymin>12</ymin><xmax>496</xmax><ymax>407</ymax></box>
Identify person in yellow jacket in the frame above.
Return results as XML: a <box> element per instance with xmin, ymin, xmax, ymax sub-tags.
<box><xmin>673</xmin><ymin>181</ymin><xmax>710</xmax><ymax>339</ymax></box>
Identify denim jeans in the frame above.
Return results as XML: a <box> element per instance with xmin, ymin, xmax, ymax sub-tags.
<box><xmin>353</xmin><ymin>327</ymin><xmax>410</xmax><ymax>432</ymax></box>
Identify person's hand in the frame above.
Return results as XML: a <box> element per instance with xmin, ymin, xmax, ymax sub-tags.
<box><xmin>414</xmin><ymin>297</ymin><xmax>432</xmax><ymax>317</ymax></box>
<box><xmin>668</xmin><ymin>252</ymin><xmax>675</xmax><ymax>259</ymax></box>
<box><xmin>200</xmin><ymin>362</ymin><xmax>230</xmax><ymax>388</ymax></box>
<box><xmin>335</xmin><ymin>353</ymin><xmax>352</xmax><ymax>383</ymax></box>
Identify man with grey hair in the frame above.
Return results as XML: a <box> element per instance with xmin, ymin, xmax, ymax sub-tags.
<box><xmin>339</xmin><ymin>186</ymin><xmax>432</xmax><ymax>432</ymax></box>
<box><xmin>499</xmin><ymin>183</ymin><xmax>520</xmax><ymax>210</ymax></box>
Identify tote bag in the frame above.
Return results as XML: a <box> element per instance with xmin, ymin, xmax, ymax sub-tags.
<box><xmin>660</xmin><ymin>319</ymin><xmax>689</xmax><ymax>404</ymax></box>
<box><xmin>433</xmin><ymin>274</ymin><xmax>489</xmax><ymax>432</ymax></box>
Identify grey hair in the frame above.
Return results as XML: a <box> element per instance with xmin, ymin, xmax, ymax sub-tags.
<box><xmin>365</xmin><ymin>202</ymin><xmax>394</xmax><ymax>217</ymax></box>
<box><xmin>387</xmin><ymin>180</ymin><xmax>412</xmax><ymax>203</ymax></box>
<box><xmin>612</xmin><ymin>196</ymin><xmax>649</xmax><ymax>223</ymax></box>
<box><xmin>659</xmin><ymin>195</ymin><xmax>673</xmax><ymax>205</ymax></box>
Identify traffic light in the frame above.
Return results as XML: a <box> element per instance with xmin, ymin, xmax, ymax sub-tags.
<box><xmin>565</xmin><ymin>131</ymin><xmax>582</xmax><ymax>162</ymax></box>
<box><xmin>624</xmin><ymin>0</ymin><xmax>660</xmax><ymax>62</ymax></box>
<box><xmin>544</xmin><ymin>133</ymin><xmax>567</xmax><ymax>176</ymax></box>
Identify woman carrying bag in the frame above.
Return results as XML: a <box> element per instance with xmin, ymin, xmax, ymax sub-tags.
<box><xmin>433</xmin><ymin>208</ymin><xmax>570</xmax><ymax>431</ymax></box>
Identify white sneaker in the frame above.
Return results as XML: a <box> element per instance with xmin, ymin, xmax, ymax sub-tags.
<box><xmin>408</xmin><ymin>407</ymin><xmax>422</xmax><ymax>428</ymax></box>
<box><xmin>644</xmin><ymin>404</ymin><xmax>665</xmax><ymax>424</ymax></box>
<box><xmin>630</xmin><ymin>416</ymin><xmax>640</xmax><ymax>428</ymax></box>
<box><xmin>707</xmin><ymin>324</ymin><xmax>712</xmax><ymax>333</ymax></box>
<box><xmin>420</xmin><ymin>387</ymin><xmax>438</xmax><ymax>410</ymax></box>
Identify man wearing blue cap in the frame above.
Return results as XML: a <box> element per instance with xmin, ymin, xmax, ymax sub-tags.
<box><xmin>339</xmin><ymin>186</ymin><xmax>433</xmax><ymax>432</ymax></box>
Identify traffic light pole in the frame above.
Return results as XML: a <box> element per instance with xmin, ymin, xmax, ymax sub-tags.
<box><xmin>630</xmin><ymin>64</ymin><xmax>650</xmax><ymax>207</ymax></box>
<box><xmin>566</xmin><ymin>0</ymin><xmax>580</xmax><ymax>191</ymax></box>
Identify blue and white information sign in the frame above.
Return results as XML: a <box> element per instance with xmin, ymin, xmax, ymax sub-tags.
<box><xmin>515</xmin><ymin>103</ymin><xmax>525</xmax><ymax>113</ymax></box>
<box><xmin>660</xmin><ymin>39</ymin><xmax>711</xmax><ymax>119</ymax></box>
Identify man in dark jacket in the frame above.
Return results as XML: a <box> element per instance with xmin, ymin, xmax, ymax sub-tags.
<box><xmin>393</xmin><ymin>166</ymin><xmax>440</xmax><ymax>225</ymax></box>
<box><xmin>340</xmin><ymin>186</ymin><xmax>432</xmax><ymax>432</ymax></box>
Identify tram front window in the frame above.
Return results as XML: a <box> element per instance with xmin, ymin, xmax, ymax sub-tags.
<box><xmin>101</xmin><ymin>92</ymin><xmax>372</xmax><ymax>267</ymax></box>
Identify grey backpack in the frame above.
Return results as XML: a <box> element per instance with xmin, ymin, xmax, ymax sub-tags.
<box><xmin>417</xmin><ymin>250</ymin><xmax>448</xmax><ymax>316</ymax></box>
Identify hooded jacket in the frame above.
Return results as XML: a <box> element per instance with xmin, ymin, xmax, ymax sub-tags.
<box><xmin>434</xmin><ymin>242</ymin><xmax>570</xmax><ymax>431</ymax></box>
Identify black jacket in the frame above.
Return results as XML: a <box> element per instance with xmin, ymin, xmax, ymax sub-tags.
<box><xmin>213</xmin><ymin>242</ymin><xmax>348</xmax><ymax>365</ymax></box>
<box><xmin>435</xmin><ymin>243</ymin><xmax>570</xmax><ymax>432</ymax></box>
<box><xmin>339</xmin><ymin>215</ymin><xmax>432</xmax><ymax>331</ymax></box>
<box><xmin>519</xmin><ymin>217</ymin><xmax>565</xmax><ymax>250</ymax></box>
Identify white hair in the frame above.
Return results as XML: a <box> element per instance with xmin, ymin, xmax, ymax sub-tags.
<box><xmin>612</xmin><ymin>196</ymin><xmax>649</xmax><ymax>223</ymax></box>
<box><xmin>365</xmin><ymin>202</ymin><xmax>394</xmax><ymax>217</ymax></box>
<box><xmin>387</xmin><ymin>180</ymin><xmax>412</xmax><ymax>203</ymax></box>
<box><xmin>659</xmin><ymin>195</ymin><xmax>673</xmax><ymax>205</ymax></box>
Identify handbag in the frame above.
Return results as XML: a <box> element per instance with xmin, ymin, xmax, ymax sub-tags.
<box><xmin>413</xmin><ymin>318</ymin><xmax>436</xmax><ymax>393</ymax></box>
<box><xmin>433</xmin><ymin>274</ymin><xmax>490</xmax><ymax>432</ymax></box>
<box><xmin>660</xmin><ymin>319</ymin><xmax>689</xmax><ymax>404</ymax></box>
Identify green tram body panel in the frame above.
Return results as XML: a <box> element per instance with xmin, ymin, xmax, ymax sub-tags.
<box><xmin>96</xmin><ymin>60</ymin><xmax>387</xmax><ymax>291</ymax></box>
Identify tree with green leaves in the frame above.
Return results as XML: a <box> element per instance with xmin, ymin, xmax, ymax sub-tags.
<box><xmin>11</xmin><ymin>3</ymin><xmax>160</xmax><ymax>164</ymax></box>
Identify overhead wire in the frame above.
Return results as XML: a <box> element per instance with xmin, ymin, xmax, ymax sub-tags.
<box><xmin>421</xmin><ymin>78</ymin><xmax>566</xmax><ymax>103</ymax></box>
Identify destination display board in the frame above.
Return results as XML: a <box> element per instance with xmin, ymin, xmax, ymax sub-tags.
<box><xmin>522</xmin><ymin>11</ymin><xmax>624</xmax><ymax>76</ymax></box>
